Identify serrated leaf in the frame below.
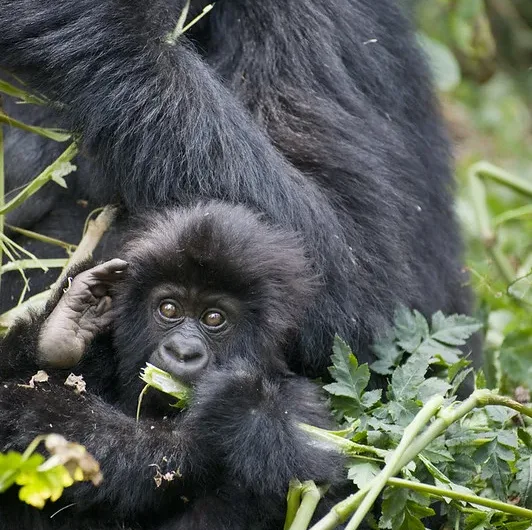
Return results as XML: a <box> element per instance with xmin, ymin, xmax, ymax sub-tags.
<box><xmin>379</xmin><ymin>486</ymin><xmax>409</xmax><ymax>529</ymax></box>
<box><xmin>515</xmin><ymin>455</ymin><xmax>532</xmax><ymax>508</ymax></box>
<box><xmin>417</xmin><ymin>338</ymin><xmax>462</xmax><ymax>364</ymax></box>
<box><xmin>499</xmin><ymin>331</ymin><xmax>532</xmax><ymax>389</ymax></box>
<box><xmin>393</xmin><ymin>306</ymin><xmax>429</xmax><ymax>352</ymax></box>
<box><xmin>370</xmin><ymin>328</ymin><xmax>403</xmax><ymax>375</ymax></box>
<box><xmin>347</xmin><ymin>460</ymin><xmax>380</xmax><ymax>489</ymax></box>
<box><xmin>417</xmin><ymin>377</ymin><xmax>451</xmax><ymax>403</ymax></box>
<box><xmin>326</xmin><ymin>337</ymin><xmax>370</xmax><ymax>396</ymax></box>
<box><xmin>464</xmin><ymin>511</ymin><xmax>491</xmax><ymax>530</ymax></box>
<box><xmin>431</xmin><ymin>312</ymin><xmax>483</xmax><ymax>346</ymax></box>
<box><xmin>390</xmin><ymin>350</ymin><xmax>432</xmax><ymax>401</ymax></box>
<box><xmin>361</xmin><ymin>389</ymin><xmax>382</xmax><ymax>408</ymax></box>
<box><xmin>17</xmin><ymin>465</ymin><xmax>74</xmax><ymax>508</ymax></box>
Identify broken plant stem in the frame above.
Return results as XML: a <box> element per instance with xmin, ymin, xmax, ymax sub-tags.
<box><xmin>51</xmin><ymin>205</ymin><xmax>117</xmax><ymax>293</ymax></box>
<box><xmin>299</xmin><ymin>423</ymin><xmax>387</xmax><ymax>459</ymax></box>
<box><xmin>284</xmin><ymin>480</ymin><xmax>303</xmax><ymax>530</ymax></box>
<box><xmin>289</xmin><ymin>481</ymin><xmax>327</xmax><ymax>530</ymax></box>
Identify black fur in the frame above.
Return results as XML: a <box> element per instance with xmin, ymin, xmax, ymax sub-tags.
<box><xmin>0</xmin><ymin>203</ymin><xmax>344</xmax><ymax>529</ymax></box>
<box><xmin>0</xmin><ymin>0</ymin><xmax>475</xmax><ymax>375</ymax></box>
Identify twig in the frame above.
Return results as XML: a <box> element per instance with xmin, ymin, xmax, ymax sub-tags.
<box><xmin>6</xmin><ymin>224</ymin><xmax>77</xmax><ymax>252</ymax></box>
<box><xmin>51</xmin><ymin>205</ymin><xmax>117</xmax><ymax>291</ymax></box>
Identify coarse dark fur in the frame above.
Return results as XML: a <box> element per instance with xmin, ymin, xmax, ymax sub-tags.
<box><xmin>0</xmin><ymin>0</ymin><xmax>476</xmax><ymax>375</ymax></box>
<box><xmin>0</xmin><ymin>202</ymin><xmax>344</xmax><ymax>530</ymax></box>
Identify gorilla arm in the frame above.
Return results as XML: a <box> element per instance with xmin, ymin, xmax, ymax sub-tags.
<box><xmin>0</xmin><ymin>367</ymin><xmax>341</xmax><ymax>521</ymax></box>
<box><xmin>0</xmin><ymin>259</ymin><xmax>127</xmax><ymax>382</ymax></box>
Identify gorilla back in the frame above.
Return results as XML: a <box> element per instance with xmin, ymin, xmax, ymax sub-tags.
<box><xmin>0</xmin><ymin>0</ymin><xmax>476</xmax><ymax>374</ymax></box>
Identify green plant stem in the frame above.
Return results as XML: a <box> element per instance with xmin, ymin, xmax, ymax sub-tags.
<box><xmin>0</xmin><ymin>143</ymin><xmax>78</xmax><ymax>215</ymax></box>
<box><xmin>6</xmin><ymin>224</ymin><xmax>76</xmax><ymax>251</ymax></box>
<box><xmin>299</xmin><ymin>424</ymin><xmax>388</xmax><ymax>459</ymax></box>
<box><xmin>136</xmin><ymin>385</ymin><xmax>150</xmax><ymax>422</ymax></box>
<box><xmin>476</xmin><ymin>391</ymin><xmax>532</xmax><ymax>418</ymax></box>
<box><xmin>0</xmin><ymin>78</ymin><xmax>47</xmax><ymax>105</ymax></box>
<box><xmin>345</xmin><ymin>395</ymin><xmax>444</xmax><ymax>530</ymax></box>
<box><xmin>387</xmin><ymin>477</ymin><xmax>532</xmax><ymax>519</ymax></box>
<box><xmin>0</xmin><ymin>258</ymin><xmax>68</xmax><ymax>274</ymax></box>
<box><xmin>469</xmin><ymin>161</ymin><xmax>532</xmax><ymax>198</ymax></box>
<box><xmin>166</xmin><ymin>1</ymin><xmax>214</xmax><ymax>44</ymax></box>
<box><xmin>0</xmin><ymin>111</ymin><xmax>70</xmax><ymax>141</ymax></box>
<box><xmin>284</xmin><ymin>480</ymin><xmax>303</xmax><ymax>530</ymax></box>
<box><xmin>493</xmin><ymin>203</ymin><xmax>532</xmax><ymax>227</ymax></box>
<box><xmin>289</xmin><ymin>481</ymin><xmax>326</xmax><ymax>530</ymax></box>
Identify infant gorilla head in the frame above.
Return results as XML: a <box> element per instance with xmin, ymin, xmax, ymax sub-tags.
<box><xmin>39</xmin><ymin>201</ymin><xmax>318</xmax><ymax>399</ymax></box>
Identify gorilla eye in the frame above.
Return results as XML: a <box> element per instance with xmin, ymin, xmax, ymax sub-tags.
<box><xmin>158</xmin><ymin>300</ymin><xmax>182</xmax><ymax>321</ymax></box>
<box><xmin>201</xmin><ymin>310</ymin><xmax>226</xmax><ymax>329</ymax></box>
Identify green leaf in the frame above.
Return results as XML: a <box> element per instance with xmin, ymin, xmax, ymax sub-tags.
<box><xmin>0</xmin><ymin>452</ymin><xmax>42</xmax><ymax>492</ymax></box>
<box><xmin>515</xmin><ymin>455</ymin><xmax>532</xmax><ymax>508</ymax></box>
<box><xmin>16</xmin><ymin>464</ymin><xmax>74</xmax><ymax>508</ymax></box>
<box><xmin>347</xmin><ymin>460</ymin><xmax>380</xmax><ymax>489</ymax></box>
<box><xmin>430</xmin><ymin>312</ymin><xmax>483</xmax><ymax>346</ymax></box>
<box><xmin>508</xmin><ymin>271</ymin><xmax>532</xmax><ymax>305</ymax></box>
<box><xmin>393</xmin><ymin>306</ymin><xmax>429</xmax><ymax>352</ymax></box>
<box><xmin>417</xmin><ymin>33</ymin><xmax>462</xmax><ymax>92</ymax></box>
<box><xmin>325</xmin><ymin>337</ymin><xmax>370</xmax><ymax>399</ymax></box>
<box><xmin>417</xmin><ymin>377</ymin><xmax>451</xmax><ymax>403</ymax></box>
<box><xmin>464</xmin><ymin>511</ymin><xmax>491</xmax><ymax>530</ymax></box>
<box><xmin>324</xmin><ymin>336</ymin><xmax>374</xmax><ymax>418</ymax></box>
<box><xmin>390</xmin><ymin>350</ymin><xmax>432</xmax><ymax>401</ymax></box>
<box><xmin>499</xmin><ymin>330</ymin><xmax>532</xmax><ymax>389</ymax></box>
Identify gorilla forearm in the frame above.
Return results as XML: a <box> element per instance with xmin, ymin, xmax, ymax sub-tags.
<box><xmin>0</xmin><ymin>383</ymin><xmax>209</xmax><ymax>518</ymax></box>
<box><xmin>186</xmin><ymin>364</ymin><xmax>342</xmax><ymax>498</ymax></box>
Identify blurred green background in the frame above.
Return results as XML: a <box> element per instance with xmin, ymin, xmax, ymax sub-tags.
<box><xmin>416</xmin><ymin>0</ymin><xmax>532</xmax><ymax>393</ymax></box>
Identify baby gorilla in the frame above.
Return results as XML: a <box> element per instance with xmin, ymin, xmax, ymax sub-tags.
<box><xmin>0</xmin><ymin>202</ymin><xmax>342</xmax><ymax>530</ymax></box>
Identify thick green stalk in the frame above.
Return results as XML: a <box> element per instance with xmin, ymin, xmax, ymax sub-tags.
<box><xmin>345</xmin><ymin>396</ymin><xmax>444</xmax><ymax>530</ymax></box>
<box><xmin>289</xmin><ymin>481</ymin><xmax>326</xmax><ymax>530</ymax></box>
<box><xmin>387</xmin><ymin>477</ymin><xmax>532</xmax><ymax>519</ymax></box>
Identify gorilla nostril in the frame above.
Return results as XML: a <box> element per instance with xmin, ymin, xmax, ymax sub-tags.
<box><xmin>176</xmin><ymin>350</ymin><xmax>202</xmax><ymax>362</ymax></box>
<box><xmin>162</xmin><ymin>341</ymin><xmax>207</xmax><ymax>364</ymax></box>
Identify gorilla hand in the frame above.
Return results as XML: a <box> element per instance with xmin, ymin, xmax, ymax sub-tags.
<box><xmin>38</xmin><ymin>259</ymin><xmax>128</xmax><ymax>368</ymax></box>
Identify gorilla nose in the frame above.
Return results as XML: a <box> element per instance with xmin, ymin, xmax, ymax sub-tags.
<box><xmin>157</xmin><ymin>337</ymin><xmax>210</xmax><ymax>382</ymax></box>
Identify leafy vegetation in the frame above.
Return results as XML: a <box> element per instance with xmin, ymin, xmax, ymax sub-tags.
<box><xmin>0</xmin><ymin>0</ymin><xmax>531</xmax><ymax>526</ymax></box>
<box><xmin>0</xmin><ymin>433</ymin><xmax>101</xmax><ymax>509</ymax></box>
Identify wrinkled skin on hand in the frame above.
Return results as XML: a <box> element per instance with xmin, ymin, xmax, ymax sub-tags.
<box><xmin>38</xmin><ymin>259</ymin><xmax>128</xmax><ymax>368</ymax></box>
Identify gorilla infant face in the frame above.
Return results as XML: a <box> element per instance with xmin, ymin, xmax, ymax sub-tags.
<box><xmin>148</xmin><ymin>284</ymin><xmax>242</xmax><ymax>383</ymax></box>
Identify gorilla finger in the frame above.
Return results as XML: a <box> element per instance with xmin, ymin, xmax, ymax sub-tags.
<box><xmin>92</xmin><ymin>258</ymin><xmax>129</xmax><ymax>278</ymax></box>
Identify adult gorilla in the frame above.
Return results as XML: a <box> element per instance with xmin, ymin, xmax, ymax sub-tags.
<box><xmin>0</xmin><ymin>0</ymin><xmax>473</xmax><ymax>373</ymax></box>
